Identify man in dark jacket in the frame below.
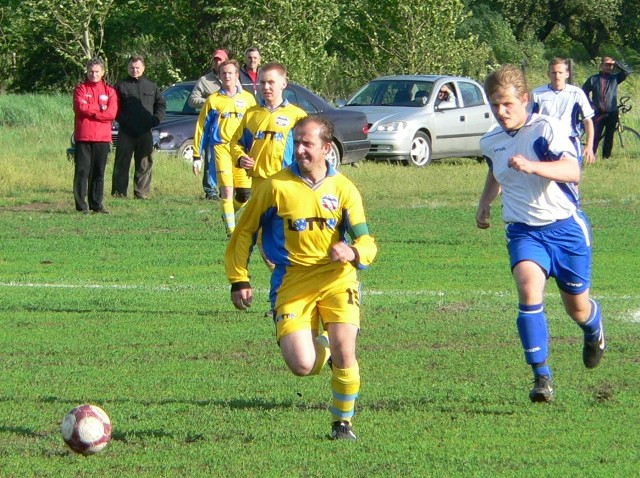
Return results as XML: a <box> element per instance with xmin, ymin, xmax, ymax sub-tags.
<box><xmin>111</xmin><ymin>55</ymin><xmax>166</xmax><ymax>199</ymax></box>
<box><xmin>582</xmin><ymin>57</ymin><xmax>631</xmax><ymax>159</ymax></box>
<box><xmin>239</xmin><ymin>47</ymin><xmax>261</xmax><ymax>98</ymax></box>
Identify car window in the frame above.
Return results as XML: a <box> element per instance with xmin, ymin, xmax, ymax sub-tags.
<box><xmin>348</xmin><ymin>80</ymin><xmax>433</xmax><ymax>107</ymax></box>
<box><xmin>284</xmin><ymin>88</ymin><xmax>318</xmax><ymax>114</ymax></box>
<box><xmin>458</xmin><ymin>82</ymin><xmax>485</xmax><ymax>107</ymax></box>
<box><xmin>163</xmin><ymin>84</ymin><xmax>198</xmax><ymax>114</ymax></box>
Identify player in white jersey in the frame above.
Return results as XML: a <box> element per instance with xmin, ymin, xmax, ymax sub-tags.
<box><xmin>476</xmin><ymin>65</ymin><xmax>605</xmax><ymax>403</ymax></box>
<box><xmin>532</xmin><ymin>58</ymin><xmax>595</xmax><ymax>165</ymax></box>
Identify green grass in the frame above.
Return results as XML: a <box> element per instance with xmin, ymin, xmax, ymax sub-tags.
<box><xmin>0</xmin><ymin>95</ymin><xmax>640</xmax><ymax>477</ymax></box>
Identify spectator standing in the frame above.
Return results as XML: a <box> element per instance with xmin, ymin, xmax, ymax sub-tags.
<box><xmin>192</xmin><ymin>59</ymin><xmax>257</xmax><ymax>237</ymax></box>
<box><xmin>239</xmin><ymin>47</ymin><xmax>261</xmax><ymax>98</ymax></box>
<box><xmin>111</xmin><ymin>56</ymin><xmax>166</xmax><ymax>199</ymax></box>
<box><xmin>582</xmin><ymin>57</ymin><xmax>632</xmax><ymax>159</ymax></box>
<box><xmin>533</xmin><ymin>58</ymin><xmax>596</xmax><ymax>165</ymax></box>
<box><xmin>225</xmin><ymin>116</ymin><xmax>377</xmax><ymax>440</ymax></box>
<box><xmin>72</xmin><ymin>57</ymin><xmax>118</xmax><ymax>214</ymax></box>
<box><xmin>476</xmin><ymin>65</ymin><xmax>605</xmax><ymax>403</ymax></box>
<box><xmin>188</xmin><ymin>48</ymin><xmax>229</xmax><ymax>200</ymax></box>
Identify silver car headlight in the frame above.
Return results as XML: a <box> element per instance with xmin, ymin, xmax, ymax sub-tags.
<box><xmin>375</xmin><ymin>121</ymin><xmax>407</xmax><ymax>132</ymax></box>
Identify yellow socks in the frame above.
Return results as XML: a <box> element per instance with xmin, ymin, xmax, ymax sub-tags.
<box><xmin>330</xmin><ymin>361</ymin><xmax>360</xmax><ymax>424</ymax></box>
<box><xmin>221</xmin><ymin>198</ymin><xmax>235</xmax><ymax>236</ymax></box>
<box><xmin>310</xmin><ymin>331</ymin><xmax>331</xmax><ymax>375</ymax></box>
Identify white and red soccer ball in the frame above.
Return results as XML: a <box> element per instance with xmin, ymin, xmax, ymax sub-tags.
<box><xmin>61</xmin><ymin>404</ymin><xmax>112</xmax><ymax>455</ymax></box>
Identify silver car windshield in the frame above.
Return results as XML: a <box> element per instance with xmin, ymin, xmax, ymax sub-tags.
<box><xmin>347</xmin><ymin>80</ymin><xmax>435</xmax><ymax>107</ymax></box>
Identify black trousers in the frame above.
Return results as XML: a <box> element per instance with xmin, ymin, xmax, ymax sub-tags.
<box><xmin>111</xmin><ymin>129</ymin><xmax>154</xmax><ymax>198</ymax></box>
<box><xmin>593</xmin><ymin>111</ymin><xmax>618</xmax><ymax>159</ymax></box>
<box><xmin>74</xmin><ymin>141</ymin><xmax>110</xmax><ymax>211</ymax></box>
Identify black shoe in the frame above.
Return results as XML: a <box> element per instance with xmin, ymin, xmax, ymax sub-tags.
<box><xmin>112</xmin><ymin>192</ymin><xmax>126</xmax><ymax>198</ymax></box>
<box><xmin>205</xmin><ymin>193</ymin><xmax>220</xmax><ymax>200</ymax></box>
<box><xmin>583</xmin><ymin>323</ymin><xmax>606</xmax><ymax>369</ymax></box>
<box><xmin>92</xmin><ymin>208</ymin><xmax>110</xmax><ymax>214</ymax></box>
<box><xmin>77</xmin><ymin>208</ymin><xmax>90</xmax><ymax>215</ymax></box>
<box><xmin>529</xmin><ymin>375</ymin><xmax>554</xmax><ymax>403</ymax></box>
<box><xmin>331</xmin><ymin>421</ymin><xmax>357</xmax><ymax>441</ymax></box>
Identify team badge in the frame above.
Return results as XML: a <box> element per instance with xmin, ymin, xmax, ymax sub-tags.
<box><xmin>321</xmin><ymin>195</ymin><xmax>339</xmax><ymax>212</ymax></box>
<box><xmin>275</xmin><ymin>116</ymin><xmax>290</xmax><ymax>127</ymax></box>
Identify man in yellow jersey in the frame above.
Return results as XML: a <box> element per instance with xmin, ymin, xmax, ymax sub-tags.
<box><xmin>230</xmin><ymin>62</ymin><xmax>307</xmax><ymax>194</ymax></box>
<box><xmin>192</xmin><ymin>59</ymin><xmax>257</xmax><ymax>236</ymax></box>
<box><xmin>225</xmin><ymin>116</ymin><xmax>377</xmax><ymax>440</ymax></box>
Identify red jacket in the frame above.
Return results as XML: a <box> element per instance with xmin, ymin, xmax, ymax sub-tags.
<box><xmin>73</xmin><ymin>79</ymin><xmax>118</xmax><ymax>142</ymax></box>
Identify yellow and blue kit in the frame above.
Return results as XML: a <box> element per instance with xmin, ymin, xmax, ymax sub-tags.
<box><xmin>193</xmin><ymin>89</ymin><xmax>256</xmax><ymax>188</ymax></box>
<box><xmin>230</xmin><ymin>100</ymin><xmax>307</xmax><ymax>184</ymax></box>
<box><xmin>225</xmin><ymin>161</ymin><xmax>377</xmax><ymax>335</ymax></box>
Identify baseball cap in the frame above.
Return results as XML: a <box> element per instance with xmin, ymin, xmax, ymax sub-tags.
<box><xmin>212</xmin><ymin>49</ymin><xmax>228</xmax><ymax>61</ymax></box>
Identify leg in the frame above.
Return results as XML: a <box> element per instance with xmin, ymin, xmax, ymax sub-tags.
<box><xmin>592</xmin><ymin>114</ymin><xmax>605</xmax><ymax>157</ymax></box>
<box><xmin>512</xmin><ymin>260</ymin><xmax>554</xmax><ymax>402</ymax></box>
<box><xmin>133</xmin><ymin>131</ymin><xmax>154</xmax><ymax>199</ymax></box>
<box><xmin>216</xmin><ymin>146</ymin><xmax>235</xmax><ymax>236</ymax></box>
<box><xmin>601</xmin><ymin>111</ymin><xmax>618</xmax><ymax>159</ymax></box>
<box><xmin>560</xmin><ymin>289</ymin><xmax>605</xmax><ymax>368</ymax></box>
<box><xmin>88</xmin><ymin>142</ymin><xmax>110</xmax><ymax>211</ymax></box>
<box><xmin>112</xmin><ymin>131</ymin><xmax>134</xmax><ymax>196</ymax></box>
<box><xmin>73</xmin><ymin>142</ymin><xmax>91</xmax><ymax>211</ymax></box>
<box><xmin>202</xmin><ymin>148</ymin><xmax>219</xmax><ymax>199</ymax></box>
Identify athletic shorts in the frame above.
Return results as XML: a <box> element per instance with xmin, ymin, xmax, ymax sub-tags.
<box><xmin>214</xmin><ymin>144</ymin><xmax>251</xmax><ymax>189</ymax></box>
<box><xmin>271</xmin><ymin>266</ymin><xmax>362</xmax><ymax>341</ymax></box>
<box><xmin>506</xmin><ymin>211</ymin><xmax>592</xmax><ymax>294</ymax></box>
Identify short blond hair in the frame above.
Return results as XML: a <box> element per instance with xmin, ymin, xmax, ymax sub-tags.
<box><xmin>484</xmin><ymin>65</ymin><xmax>528</xmax><ymax>99</ymax></box>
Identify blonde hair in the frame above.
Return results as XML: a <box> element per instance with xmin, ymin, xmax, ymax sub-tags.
<box><xmin>484</xmin><ymin>65</ymin><xmax>528</xmax><ymax>99</ymax></box>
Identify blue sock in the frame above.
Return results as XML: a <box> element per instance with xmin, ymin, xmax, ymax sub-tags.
<box><xmin>579</xmin><ymin>299</ymin><xmax>602</xmax><ymax>340</ymax></box>
<box><xmin>516</xmin><ymin>303</ymin><xmax>549</xmax><ymax>367</ymax></box>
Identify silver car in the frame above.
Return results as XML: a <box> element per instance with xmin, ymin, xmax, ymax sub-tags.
<box><xmin>342</xmin><ymin>75</ymin><xmax>496</xmax><ymax>166</ymax></box>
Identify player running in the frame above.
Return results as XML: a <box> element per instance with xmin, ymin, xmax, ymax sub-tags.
<box><xmin>225</xmin><ymin>116</ymin><xmax>377</xmax><ymax>439</ymax></box>
<box><xmin>476</xmin><ymin>65</ymin><xmax>605</xmax><ymax>403</ymax></box>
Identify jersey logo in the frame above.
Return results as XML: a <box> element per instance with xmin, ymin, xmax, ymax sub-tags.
<box><xmin>287</xmin><ymin>217</ymin><xmax>336</xmax><ymax>231</ymax></box>
<box><xmin>321</xmin><ymin>195</ymin><xmax>339</xmax><ymax>212</ymax></box>
<box><xmin>275</xmin><ymin>115</ymin><xmax>290</xmax><ymax>127</ymax></box>
<box><xmin>236</xmin><ymin>99</ymin><xmax>246</xmax><ymax>108</ymax></box>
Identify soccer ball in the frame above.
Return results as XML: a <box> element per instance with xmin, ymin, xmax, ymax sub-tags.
<box><xmin>61</xmin><ymin>404</ymin><xmax>112</xmax><ymax>455</ymax></box>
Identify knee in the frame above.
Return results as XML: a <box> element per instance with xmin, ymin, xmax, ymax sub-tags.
<box><xmin>235</xmin><ymin>188</ymin><xmax>251</xmax><ymax>204</ymax></box>
<box><xmin>287</xmin><ymin>362</ymin><xmax>314</xmax><ymax>376</ymax></box>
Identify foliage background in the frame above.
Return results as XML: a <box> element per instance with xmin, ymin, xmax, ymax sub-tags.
<box><xmin>1</xmin><ymin>0</ymin><xmax>638</xmax><ymax>99</ymax></box>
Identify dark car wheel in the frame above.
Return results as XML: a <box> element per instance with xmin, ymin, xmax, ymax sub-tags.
<box><xmin>178</xmin><ymin>140</ymin><xmax>195</xmax><ymax>161</ymax></box>
<box><xmin>408</xmin><ymin>132</ymin><xmax>432</xmax><ymax>167</ymax></box>
<box><xmin>326</xmin><ymin>141</ymin><xmax>341</xmax><ymax>169</ymax></box>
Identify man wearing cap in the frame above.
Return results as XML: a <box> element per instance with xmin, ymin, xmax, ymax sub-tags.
<box><xmin>188</xmin><ymin>49</ymin><xmax>229</xmax><ymax>199</ymax></box>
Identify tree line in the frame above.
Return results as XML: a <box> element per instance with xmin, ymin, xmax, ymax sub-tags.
<box><xmin>0</xmin><ymin>0</ymin><xmax>637</xmax><ymax>99</ymax></box>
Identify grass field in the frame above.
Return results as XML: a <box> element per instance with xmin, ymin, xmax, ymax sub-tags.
<box><xmin>1</xmin><ymin>94</ymin><xmax>639</xmax><ymax>477</ymax></box>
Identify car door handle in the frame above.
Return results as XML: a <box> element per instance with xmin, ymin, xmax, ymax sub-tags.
<box><xmin>459</xmin><ymin>115</ymin><xmax>466</xmax><ymax>122</ymax></box>
<box><xmin>485</xmin><ymin>112</ymin><xmax>490</xmax><ymax>118</ymax></box>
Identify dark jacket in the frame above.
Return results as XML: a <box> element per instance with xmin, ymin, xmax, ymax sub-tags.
<box><xmin>239</xmin><ymin>66</ymin><xmax>260</xmax><ymax>98</ymax></box>
<box><xmin>115</xmin><ymin>76</ymin><xmax>166</xmax><ymax>136</ymax></box>
<box><xmin>582</xmin><ymin>63</ymin><xmax>631</xmax><ymax>114</ymax></box>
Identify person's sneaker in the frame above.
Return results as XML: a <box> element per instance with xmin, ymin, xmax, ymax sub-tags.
<box><xmin>583</xmin><ymin>323</ymin><xmax>606</xmax><ymax>369</ymax></box>
<box><xmin>331</xmin><ymin>421</ymin><xmax>357</xmax><ymax>441</ymax></box>
<box><xmin>529</xmin><ymin>375</ymin><xmax>554</xmax><ymax>403</ymax></box>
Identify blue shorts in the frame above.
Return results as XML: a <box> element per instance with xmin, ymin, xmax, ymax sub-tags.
<box><xmin>506</xmin><ymin>211</ymin><xmax>592</xmax><ymax>294</ymax></box>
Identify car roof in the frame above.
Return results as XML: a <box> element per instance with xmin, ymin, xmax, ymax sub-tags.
<box><xmin>370</xmin><ymin>74</ymin><xmax>472</xmax><ymax>82</ymax></box>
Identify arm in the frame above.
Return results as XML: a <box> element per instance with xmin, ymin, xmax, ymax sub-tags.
<box><xmin>336</xmin><ymin>183</ymin><xmax>377</xmax><ymax>269</ymax></box>
<box><xmin>187</xmin><ymin>76</ymin><xmax>210</xmax><ymax>109</ymax></box>
<box><xmin>582</xmin><ymin>118</ymin><xmax>596</xmax><ymax>165</ymax></box>
<box><xmin>73</xmin><ymin>84</ymin><xmax>99</xmax><ymax>118</ymax></box>
<box><xmin>476</xmin><ymin>170</ymin><xmax>501</xmax><ymax>229</ymax></box>
<box><xmin>508</xmin><ymin>153</ymin><xmax>580</xmax><ymax>183</ymax></box>
<box><xmin>93</xmin><ymin>85</ymin><xmax>118</xmax><ymax>122</ymax></box>
<box><xmin>153</xmin><ymin>85</ymin><xmax>166</xmax><ymax>126</ymax></box>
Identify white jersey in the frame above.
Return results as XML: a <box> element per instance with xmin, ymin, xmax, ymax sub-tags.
<box><xmin>531</xmin><ymin>84</ymin><xmax>594</xmax><ymax>137</ymax></box>
<box><xmin>480</xmin><ymin>113</ymin><xmax>579</xmax><ymax>226</ymax></box>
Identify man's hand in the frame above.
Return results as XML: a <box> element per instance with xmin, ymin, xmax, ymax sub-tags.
<box><xmin>476</xmin><ymin>203</ymin><xmax>491</xmax><ymax>229</ymax></box>
<box><xmin>231</xmin><ymin>287</ymin><xmax>253</xmax><ymax>311</ymax></box>
<box><xmin>583</xmin><ymin>148</ymin><xmax>596</xmax><ymax>165</ymax></box>
<box><xmin>508</xmin><ymin>154</ymin><xmax>535</xmax><ymax>173</ymax></box>
<box><xmin>193</xmin><ymin>159</ymin><xmax>203</xmax><ymax>175</ymax></box>
<box><xmin>238</xmin><ymin>155</ymin><xmax>255</xmax><ymax>170</ymax></box>
<box><xmin>329</xmin><ymin>242</ymin><xmax>356</xmax><ymax>263</ymax></box>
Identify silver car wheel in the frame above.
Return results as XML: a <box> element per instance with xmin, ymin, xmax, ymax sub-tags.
<box><xmin>179</xmin><ymin>140</ymin><xmax>195</xmax><ymax>162</ymax></box>
<box><xmin>408</xmin><ymin>132</ymin><xmax>432</xmax><ymax>167</ymax></box>
<box><xmin>326</xmin><ymin>141</ymin><xmax>340</xmax><ymax>169</ymax></box>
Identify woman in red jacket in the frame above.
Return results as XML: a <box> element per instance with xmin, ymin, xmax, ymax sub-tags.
<box><xmin>73</xmin><ymin>57</ymin><xmax>118</xmax><ymax>213</ymax></box>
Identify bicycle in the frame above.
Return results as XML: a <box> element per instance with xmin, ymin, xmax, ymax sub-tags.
<box><xmin>613</xmin><ymin>96</ymin><xmax>640</xmax><ymax>150</ymax></box>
